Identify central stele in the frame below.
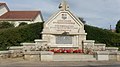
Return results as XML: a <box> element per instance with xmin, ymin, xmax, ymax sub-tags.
<box><xmin>42</xmin><ymin>0</ymin><xmax>87</xmax><ymax>49</ymax></box>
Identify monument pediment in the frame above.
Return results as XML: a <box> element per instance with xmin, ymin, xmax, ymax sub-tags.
<box><xmin>44</xmin><ymin>10</ymin><xmax>84</xmax><ymax>33</ymax></box>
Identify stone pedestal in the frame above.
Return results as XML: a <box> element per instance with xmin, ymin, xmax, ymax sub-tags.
<box><xmin>96</xmin><ymin>51</ymin><xmax>109</xmax><ymax>61</ymax></box>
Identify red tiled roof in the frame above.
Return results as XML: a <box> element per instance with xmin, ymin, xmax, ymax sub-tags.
<box><xmin>0</xmin><ymin>3</ymin><xmax>9</xmax><ymax>11</ymax></box>
<box><xmin>0</xmin><ymin>3</ymin><xmax>6</xmax><ymax>6</ymax></box>
<box><xmin>0</xmin><ymin>11</ymin><xmax>41</xmax><ymax>21</ymax></box>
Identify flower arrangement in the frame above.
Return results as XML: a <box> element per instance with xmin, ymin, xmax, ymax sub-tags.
<box><xmin>49</xmin><ymin>48</ymin><xmax>83</xmax><ymax>53</ymax></box>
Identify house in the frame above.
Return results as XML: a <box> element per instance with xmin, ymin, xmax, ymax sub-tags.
<box><xmin>0</xmin><ymin>3</ymin><xmax>43</xmax><ymax>27</ymax></box>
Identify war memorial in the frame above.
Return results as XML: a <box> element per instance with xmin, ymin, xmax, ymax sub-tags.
<box><xmin>0</xmin><ymin>0</ymin><xmax>120</xmax><ymax>61</ymax></box>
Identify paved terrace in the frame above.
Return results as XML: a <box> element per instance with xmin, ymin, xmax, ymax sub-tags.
<box><xmin>0</xmin><ymin>58</ymin><xmax>120</xmax><ymax>67</ymax></box>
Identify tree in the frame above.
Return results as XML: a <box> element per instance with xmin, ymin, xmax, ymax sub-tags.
<box><xmin>0</xmin><ymin>21</ymin><xmax>14</xmax><ymax>29</ymax></box>
<box><xmin>19</xmin><ymin>22</ymin><xmax>27</xmax><ymax>26</ymax></box>
<box><xmin>116</xmin><ymin>20</ymin><xmax>120</xmax><ymax>33</ymax></box>
<box><xmin>78</xmin><ymin>17</ymin><xmax>86</xmax><ymax>24</ymax></box>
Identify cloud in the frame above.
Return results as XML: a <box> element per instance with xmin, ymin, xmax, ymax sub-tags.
<box><xmin>1</xmin><ymin>0</ymin><xmax>120</xmax><ymax>29</ymax></box>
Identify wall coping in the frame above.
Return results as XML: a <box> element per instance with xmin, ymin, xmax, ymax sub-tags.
<box><xmin>9</xmin><ymin>46</ymin><xmax>23</xmax><ymax>50</ymax></box>
<box><xmin>106</xmin><ymin>47</ymin><xmax>119</xmax><ymax>50</ymax></box>
<box><xmin>83</xmin><ymin>40</ymin><xmax>95</xmax><ymax>43</ymax></box>
<box><xmin>21</xmin><ymin>43</ymin><xmax>36</xmax><ymax>46</ymax></box>
<box><xmin>0</xmin><ymin>51</ymin><xmax>10</xmax><ymax>54</ymax></box>
<box><xmin>34</xmin><ymin>39</ymin><xmax>48</xmax><ymax>42</ymax></box>
<box><xmin>96</xmin><ymin>51</ymin><xmax>109</xmax><ymax>55</ymax></box>
<box><xmin>24</xmin><ymin>51</ymin><xmax>54</xmax><ymax>55</ymax></box>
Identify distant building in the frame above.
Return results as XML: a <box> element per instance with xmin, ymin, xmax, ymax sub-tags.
<box><xmin>0</xmin><ymin>3</ymin><xmax>43</xmax><ymax>27</ymax></box>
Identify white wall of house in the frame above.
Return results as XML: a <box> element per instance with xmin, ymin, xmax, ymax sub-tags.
<box><xmin>8</xmin><ymin>21</ymin><xmax>35</xmax><ymax>27</ymax></box>
<box><xmin>0</xmin><ymin>5</ymin><xmax>8</xmax><ymax>16</ymax></box>
<box><xmin>12</xmin><ymin>21</ymin><xmax>33</xmax><ymax>27</ymax></box>
<box><xmin>34</xmin><ymin>14</ymin><xmax>43</xmax><ymax>22</ymax></box>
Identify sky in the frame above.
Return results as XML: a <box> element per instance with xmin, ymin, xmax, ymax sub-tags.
<box><xmin>0</xmin><ymin>0</ymin><xmax>120</xmax><ymax>29</ymax></box>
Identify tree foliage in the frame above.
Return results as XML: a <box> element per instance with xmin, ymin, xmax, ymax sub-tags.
<box><xmin>116</xmin><ymin>20</ymin><xmax>120</xmax><ymax>33</ymax></box>
<box><xmin>78</xmin><ymin>17</ymin><xmax>86</xmax><ymax>24</ymax></box>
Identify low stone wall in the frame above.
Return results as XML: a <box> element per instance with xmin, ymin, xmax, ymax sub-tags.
<box><xmin>8</xmin><ymin>46</ymin><xmax>23</xmax><ymax>58</ymax></box>
<box><xmin>108</xmin><ymin>52</ymin><xmax>120</xmax><ymax>61</ymax></box>
<box><xmin>109</xmin><ymin>52</ymin><xmax>118</xmax><ymax>61</ymax></box>
<box><xmin>117</xmin><ymin>52</ymin><xmax>120</xmax><ymax>61</ymax></box>
<box><xmin>24</xmin><ymin>51</ymin><xmax>54</xmax><ymax>61</ymax></box>
<box><xmin>9</xmin><ymin>50</ymin><xmax>23</xmax><ymax>58</ymax></box>
<box><xmin>0</xmin><ymin>51</ymin><xmax>10</xmax><ymax>60</ymax></box>
<box><xmin>24</xmin><ymin>51</ymin><xmax>40</xmax><ymax>61</ymax></box>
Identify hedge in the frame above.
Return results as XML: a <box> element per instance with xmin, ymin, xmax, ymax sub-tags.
<box><xmin>0</xmin><ymin>22</ymin><xmax>120</xmax><ymax>50</ymax></box>
<box><xmin>0</xmin><ymin>22</ymin><xmax>43</xmax><ymax>50</ymax></box>
<box><xmin>85</xmin><ymin>25</ymin><xmax>120</xmax><ymax>47</ymax></box>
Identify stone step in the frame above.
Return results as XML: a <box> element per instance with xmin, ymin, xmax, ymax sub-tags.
<box><xmin>53</xmin><ymin>54</ymin><xmax>96</xmax><ymax>61</ymax></box>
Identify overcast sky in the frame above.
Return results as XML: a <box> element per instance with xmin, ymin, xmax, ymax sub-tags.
<box><xmin>0</xmin><ymin>0</ymin><xmax>120</xmax><ymax>29</ymax></box>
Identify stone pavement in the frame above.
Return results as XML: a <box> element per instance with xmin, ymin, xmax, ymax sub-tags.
<box><xmin>0</xmin><ymin>58</ymin><xmax>120</xmax><ymax>67</ymax></box>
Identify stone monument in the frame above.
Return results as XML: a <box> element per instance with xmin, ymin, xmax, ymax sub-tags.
<box><xmin>0</xmin><ymin>0</ymin><xmax>119</xmax><ymax>61</ymax></box>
